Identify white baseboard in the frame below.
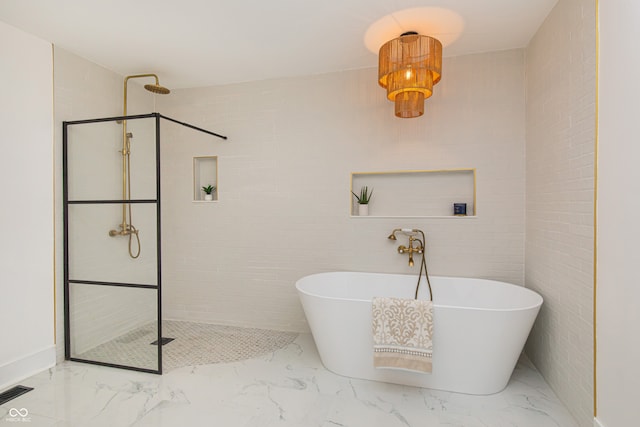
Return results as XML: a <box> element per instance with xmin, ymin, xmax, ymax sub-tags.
<box><xmin>0</xmin><ymin>345</ymin><xmax>56</xmax><ymax>391</ymax></box>
<box><xmin>594</xmin><ymin>417</ymin><xmax>605</xmax><ymax>427</ymax></box>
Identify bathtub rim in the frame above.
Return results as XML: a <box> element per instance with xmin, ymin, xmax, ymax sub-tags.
<box><xmin>295</xmin><ymin>271</ymin><xmax>543</xmax><ymax>313</ymax></box>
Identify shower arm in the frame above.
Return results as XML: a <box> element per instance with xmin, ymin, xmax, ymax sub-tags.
<box><xmin>123</xmin><ymin>74</ymin><xmax>161</xmax><ymax>118</ymax></box>
<box><xmin>119</xmin><ymin>73</ymin><xmax>163</xmax><ymax>229</ymax></box>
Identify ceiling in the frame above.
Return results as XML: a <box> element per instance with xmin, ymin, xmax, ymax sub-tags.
<box><xmin>0</xmin><ymin>0</ymin><xmax>558</xmax><ymax>89</ymax></box>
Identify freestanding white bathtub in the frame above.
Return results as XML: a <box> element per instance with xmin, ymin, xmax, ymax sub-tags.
<box><xmin>295</xmin><ymin>272</ymin><xmax>543</xmax><ymax>395</ymax></box>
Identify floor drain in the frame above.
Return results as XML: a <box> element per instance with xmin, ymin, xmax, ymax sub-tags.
<box><xmin>0</xmin><ymin>385</ymin><xmax>33</xmax><ymax>405</ymax></box>
<box><xmin>150</xmin><ymin>337</ymin><xmax>174</xmax><ymax>346</ymax></box>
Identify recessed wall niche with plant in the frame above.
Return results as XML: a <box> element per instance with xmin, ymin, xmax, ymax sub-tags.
<box><xmin>193</xmin><ymin>156</ymin><xmax>218</xmax><ymax>202</ymax></box>
<box><xmin>350</xmin><ymin>169</ymin><xmax>476</xmax><ymax>217</ymax></box>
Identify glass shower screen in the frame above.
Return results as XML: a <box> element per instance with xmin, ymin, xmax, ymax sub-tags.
<box><xmin>63</xmin><ymin>114</ymin><xmax>162</xmax><ymax>374</ymax></box>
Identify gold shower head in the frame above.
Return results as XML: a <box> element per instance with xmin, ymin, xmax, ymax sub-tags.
<box><xmin>144</xmin><ymin>83</ymin><xmax>171</xmax><ymax>95</ymax></box>
<box><xmin>124</xmin><ymin>74</ymin><xmax>171</xmax><ymax>116</ymax></box>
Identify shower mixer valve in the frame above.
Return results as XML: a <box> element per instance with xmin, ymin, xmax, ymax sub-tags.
<box><xmin>109</xmin><ymin>223</ymin><xmax>139</xmax><ymax>237</ymax></box>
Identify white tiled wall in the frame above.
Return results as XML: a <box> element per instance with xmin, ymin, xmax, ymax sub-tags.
<box><xmin>157</xmin><ymin>49</ymin><xmax>527</xmax><ymax>332</ymax></box>
<box><xmin>54</xmin><ymin>47</ymin><xmax>156</xmax><ymax>362</ymax></box>
<box><xmin>524</xmin><ymin>0</ymin><xmax>596</xmax><ymax>425</ymax></box>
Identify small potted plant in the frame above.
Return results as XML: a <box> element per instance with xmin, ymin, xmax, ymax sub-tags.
<box><xmin>202</xmin><ymin>184</ymin><xmax>216</xmax><ymax>201</ymax></box>
<box><xmin>352</xmin><ymin>186</ymin><xmax>373</xmax><ymax>216</ymax></box>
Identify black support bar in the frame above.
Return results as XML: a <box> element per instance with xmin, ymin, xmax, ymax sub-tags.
<box><xmin>158</xmin><ymin>113</ymin><xmax>227</xmax><ymax>140</ymax></box>
<box><xmin>68</xmin><ymin>280</ymin><xmax>158</xmax><ymax>290</ymax></box>
<box><xmin>64</xmin><ymin>112</ymin><xmax>228</xmax><ymax>141</ymax></box>
<box><xmin>67</xmin><ymin>199</ymin><xmax>157</xmax><ymax>205</ymax></box>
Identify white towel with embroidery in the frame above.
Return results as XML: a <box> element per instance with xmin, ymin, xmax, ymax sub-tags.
<box><xmin>372</xmin><ymin>297</ymin><xmax>433</xmax><ymax>373</ymax></box>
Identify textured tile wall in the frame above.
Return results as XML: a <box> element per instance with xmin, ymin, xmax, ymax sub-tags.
<box><xmin>524</xmin><ymin>0</ymin><xmax>596</xmax><ymax>425</ymax></box>
<box><xmin>53</xmin><ymin>47</ymin><xmax>155</xmax><ymax>362</ymax></box>
<box><xmin>157</xmin><ymin>49</ymin><xmax>527</xmax><ymax>332</ymax></box>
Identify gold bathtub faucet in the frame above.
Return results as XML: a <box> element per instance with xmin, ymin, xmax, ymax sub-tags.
<box><xmin>387</xmin><ymin>228</ymin><xmax>426</xmax><ymax>267</ymax></box>
<box><xmin>397</xmin><ymin>235</ymin><xmax>424</xmax><ymax>267</ymax></box>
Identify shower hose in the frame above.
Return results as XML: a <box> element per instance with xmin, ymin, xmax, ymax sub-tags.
<box><xmin>415</xmin><ymin>245</ymin><xmax>433</xmax><ymax>300</ymax></box>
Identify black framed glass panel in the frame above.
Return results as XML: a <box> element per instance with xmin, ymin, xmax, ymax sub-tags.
<box><xmin>63</xmin><ymin>114</ymin><xmax>162</xmax><ymax>374</ymax></box>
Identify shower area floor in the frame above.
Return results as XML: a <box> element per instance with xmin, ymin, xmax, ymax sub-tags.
<box><xmin>76</xmin><ymin>320</ymin><xmax>298</xmax><ymax>372</ymax></box>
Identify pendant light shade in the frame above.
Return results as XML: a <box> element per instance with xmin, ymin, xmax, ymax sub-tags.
<box><xmin>378</xmin><ymin>32</ymin><xmax>442</xmax><ymax>118</ymax></box>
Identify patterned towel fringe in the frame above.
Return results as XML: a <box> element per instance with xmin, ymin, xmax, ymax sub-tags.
<box><xmin>373</xmin><ymin>347</ymin><xmax>432</xmax><ymax>358</ymax></box>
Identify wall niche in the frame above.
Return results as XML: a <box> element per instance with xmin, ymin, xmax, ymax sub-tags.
<box><xmin>193</xmin><ymin>156</ymin><xmax>218</xmax><ymax>202</ymax></box>
<box><xmin>350</xmin><ymin>168</ymin><xmax>476</xmax><ymax>217</ymax></box>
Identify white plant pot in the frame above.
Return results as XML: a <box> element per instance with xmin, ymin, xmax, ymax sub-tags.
<box><xmin>358</xmin><ymin>204</ymin><xmax>369</xmax><ymax>216</ymax></box>
<box><xmin>204</xmin><ymin>194</ymin><xmax>213</xmax><ymax>201</ymax></box>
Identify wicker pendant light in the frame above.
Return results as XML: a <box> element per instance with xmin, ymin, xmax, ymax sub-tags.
<box><xmin>378</xmin><ymin>32</ymin><xmax>442</xmax><ymax>118</ymax></box>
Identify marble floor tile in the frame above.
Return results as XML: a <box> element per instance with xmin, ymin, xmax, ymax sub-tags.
<box><xmin>0</xmin><ymin>334</ymin><xmax>578</xmax><ymax>427</ymax></box>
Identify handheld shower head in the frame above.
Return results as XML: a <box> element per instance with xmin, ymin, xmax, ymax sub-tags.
<box><xmin>144</xmin><ymin>83</ymin><xmax>170</xmax><ymax>95</ymax></box>
<box><xmin>388</xmin><ymin>228</ymin><xmax>418</xmax><ymax>240</ymax></box>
